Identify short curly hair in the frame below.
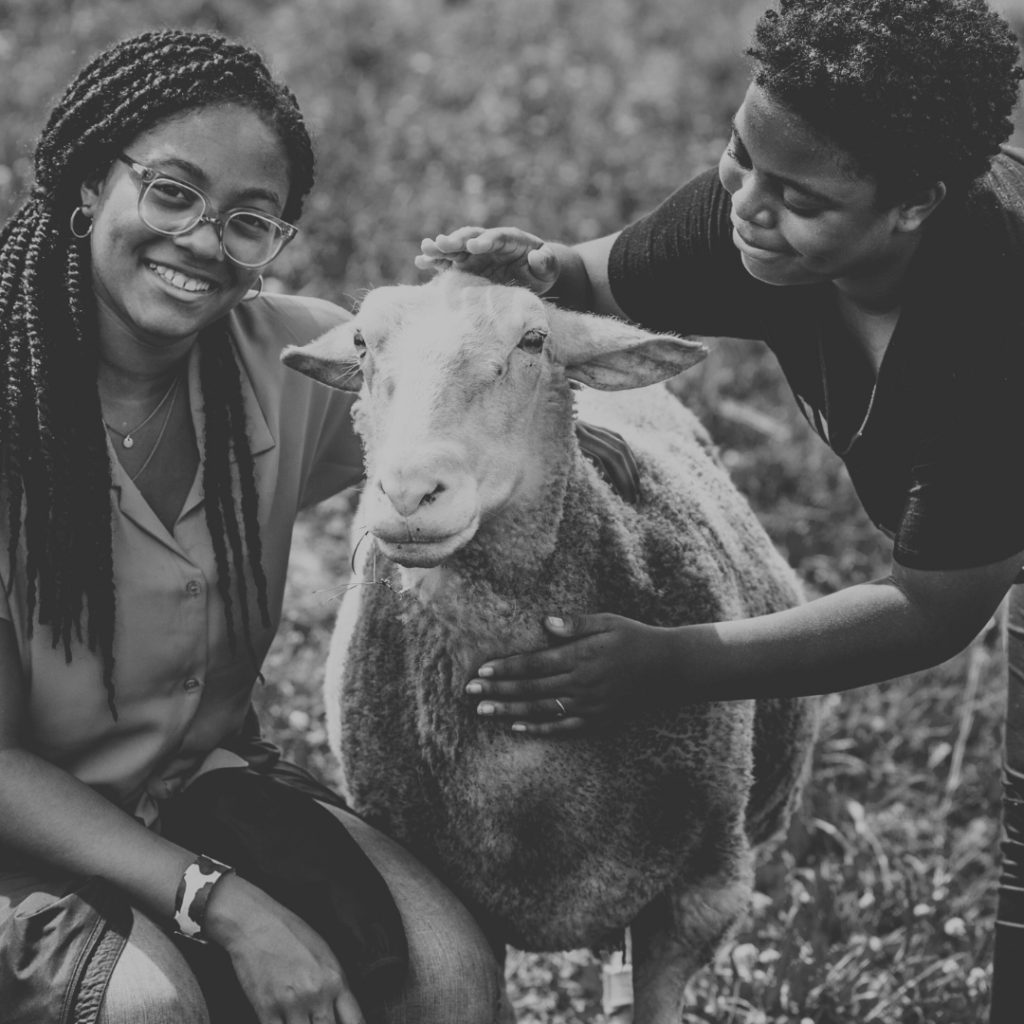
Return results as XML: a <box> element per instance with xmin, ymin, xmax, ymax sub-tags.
<box><xmin>747</xmin><ymin>0</ymin><xmax>1024</xmax><ymax>202</ymax></box>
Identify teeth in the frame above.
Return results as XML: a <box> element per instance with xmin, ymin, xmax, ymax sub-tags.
<box><xmin>148</xmin><ymin>262</ymin><xmax>212</xmax><ymax>293</ymax></box>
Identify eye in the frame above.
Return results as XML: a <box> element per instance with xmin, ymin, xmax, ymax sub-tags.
<box><xmin>781</xmin><ymin>196</ymin><xmax>823</xmax><ymax>218</ymax></box>
<box><xmin>518</xmin><ymin>328</ymin><xmax>547</xmax><ymax>354</ymax></box>
<box><xmin>148</xmin><ymin>180</ymin><xmax>197</xmax><ymax>206</ymax></box>
<box><xmin>725</xmin><ymin>133</ymin><xmax>752</xmax><ymax>171</ymax></box>
<box><xmin>353</xmin><ymin>329</ymin><xmax>367</xmax><ymax>356</ymax></box>
<box><xmin>228</xmin><ymin>212</ymin><xmax>275</xmax><ymax>239</ymax></box>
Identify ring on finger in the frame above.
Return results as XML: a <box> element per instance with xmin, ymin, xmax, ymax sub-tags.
<box><xmin>554</xmin><ymin>698</ymin><xmax>567</xmax><ymax>719</ymax></box>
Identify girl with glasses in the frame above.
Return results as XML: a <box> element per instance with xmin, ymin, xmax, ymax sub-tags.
<box><xmin>0</xmin><ymin>29</ymin><xmax>506</xmax><ymax>1024</ymax></box>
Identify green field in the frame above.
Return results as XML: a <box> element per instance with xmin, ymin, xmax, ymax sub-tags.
<box><xmin>3</xmin><ymin>1</ymin><xmax>1023</xmax><ymax>1019</ymax></box>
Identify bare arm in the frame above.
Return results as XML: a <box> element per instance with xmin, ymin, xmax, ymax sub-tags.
<box><xmin>0</xmin><ymin>621</ymin><xmax>194</xmax><ymax>907</ymax></box>
<box><xmin>0</xmin><ymin>619</ymin><xmax>365</xmax><ymax>1023</ymax></box>
<box><xmin>537</xmin><ymin>235</ymin><xmax>625</xmax><ymax>317</ymax></box>
<box><xmin>466</xmin><ymin>550</ymin><xmax>1024</xmax><ymax>732</ymax></box>
<box><xmin>668</xmin><ymin>553</ymin><xmax>1023</xmax><ymax>702</ymax></box>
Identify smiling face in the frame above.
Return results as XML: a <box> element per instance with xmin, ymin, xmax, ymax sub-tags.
<box><xmin>718</xmin><ymin>84</ymin><xmax>938</xmax><ymax>295</ymax></box>
<box><xmin>80</xmin><ymin>103</ymin><xmax>291</xmax><ymax>353</ymax></box>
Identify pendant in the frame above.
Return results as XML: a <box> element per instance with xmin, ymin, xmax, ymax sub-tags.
<box><xmin>123</xmin><ymin>436</ymin><xmax>134</xmax><ymax>449</ymax></box>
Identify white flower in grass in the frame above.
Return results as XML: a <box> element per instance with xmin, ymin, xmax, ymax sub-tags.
<box><xmin>287</xmin><ymin>709</ymin><xmax>311</xmax><ymax>730</ymax></box>
<box><xmin>731</xmin><ymin>943</ymin><xmax>759</xmax><ymax>982</ymax></box>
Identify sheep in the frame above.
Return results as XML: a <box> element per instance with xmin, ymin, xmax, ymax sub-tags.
<box><xmin>282</xmin><ymin>270</ymin><xmax>819</xmax><ymax>1022</ymax></box>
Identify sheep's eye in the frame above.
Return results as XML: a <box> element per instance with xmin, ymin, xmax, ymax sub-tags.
<box><xmin>353</xmin><ymin>329</ymin><xmax>367</xmax><ymax>355</ymax></box>
<box><xmin>518</xmin><ymin>328</ymin><xmax>547</xmax><ymax>354</ymax></box>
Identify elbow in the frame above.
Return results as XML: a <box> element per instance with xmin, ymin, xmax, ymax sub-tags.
<box><xmin>877</xmin><ymin>575</ymin><xmax>985</xmax><ymax>668</ymax></box>
<box><xmin>924</xmin><ymin>627</ymin><xmax>977</xmax><ymax>667</ymax></box>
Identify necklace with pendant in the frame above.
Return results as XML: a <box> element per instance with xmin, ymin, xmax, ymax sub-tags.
<box><xmin>103</xmin><ymin>371</ymin><xmax>181</xmax><ymax>449</ymax></box>
<box><xmin>127</xmin><ymin>374</ymin><xmax>180</xmax><ymax>483</ymax></box>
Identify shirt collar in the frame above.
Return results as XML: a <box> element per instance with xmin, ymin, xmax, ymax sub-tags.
<box><xmin>110</xmin><ymin>325</ymin><xmax>277</xmax><ymax>552</ymax></box>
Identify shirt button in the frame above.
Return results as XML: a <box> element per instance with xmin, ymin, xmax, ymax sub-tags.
<box><xmin>186</xmin><ymin>580</ymin><xmax>202</xmax><ymax>597</ymax></box>
<box><xmin>184</xmin><ymin>677</ymin><xmax>202</xmax><ymax>694</ymax></box>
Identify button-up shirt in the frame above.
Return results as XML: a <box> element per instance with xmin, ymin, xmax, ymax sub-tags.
<box><xmin>0</xmin><ymin>294</ymin><xmax>362</xmax><ymax>816</ymax></box>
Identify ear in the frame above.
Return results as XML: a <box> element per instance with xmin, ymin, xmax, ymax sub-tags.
<box><xmin>281</xmin><ymin>320</ymin><xmax>364</xmax><ymax>393</ymax></box>
<box><xmin>545</xmin><ymin>306</ymin><xmax>707</xmax><ymax>390</ymax></box>
<box><xmin>79</xmin><ymin>170</ymin><xmax>109</xmax><ymax>216</ymax></box>
<box><xmin>895</xmin><ymin>181</ymin><xmax>946</xmax><ymax>233</ymax></box>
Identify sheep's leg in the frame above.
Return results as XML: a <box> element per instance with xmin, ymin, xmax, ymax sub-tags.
<box><xmin>630</xmin><ymin>864</ymin><xmax>753</xmax><ymax>1023</ymax></box>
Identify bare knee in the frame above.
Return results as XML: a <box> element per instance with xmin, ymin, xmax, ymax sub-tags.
<box><xmin>98</xmin><ymin>910</ymin><xmax>209</xmax><ymax>1024</ymax></box>
<box><xmin>319</xmin><ymin>803</ymin><xmax>507</xmax><ymax>1023</ymax></box>
<box><xmin>381</xmin><ymin>930</ymin><xmax>507</xmax><ymax>1024</ymax></box>
<box><xmin>377</xmin><ymin>876</ymin><xmax>507</xmax><ymax>1024</ymax></box>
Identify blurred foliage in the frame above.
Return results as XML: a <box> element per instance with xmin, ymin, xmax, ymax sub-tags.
<box><xmin>0</xmin><ymin>0</ymin><xmax>763</xmax><ymax>291</ymax></box>
<box><xmin>3</xmin><ymin>0</ymin><xmax>1024</xmax><ymax>1020</ymax></box>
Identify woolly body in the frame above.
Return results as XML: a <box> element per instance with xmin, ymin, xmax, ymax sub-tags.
<box><xmin>325</xmin><ymin>364</ymin><xmax>816</xmax><ymax>952</ymax></box>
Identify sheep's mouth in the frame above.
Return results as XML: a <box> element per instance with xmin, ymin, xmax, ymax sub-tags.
<box><xmin>374</xmin><ymin>524</ymin><xmax>477</xmax><ymax>567</ymax></box>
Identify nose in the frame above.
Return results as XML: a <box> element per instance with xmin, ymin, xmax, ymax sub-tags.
<box><xmin>725</xmin><ymin>167</ymin><xmax>776</xmax><ymax>230</ymax></box>
<box><xmin>173</xmin><ymin>218</ymin><xmax>226</xmax><ymax>262</ymax></box>
<box><xmin>379</xmin><ymin>467</ymin><xmax>448</xmax><ymax>517</ymax></box>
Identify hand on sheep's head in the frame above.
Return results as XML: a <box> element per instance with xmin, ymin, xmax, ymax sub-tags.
<box><xmin>415</xmin><ymin>225</ymin><xmax>560</xmax><ymax>295</ymax></box>
<box><xmin>465</xmin><ymin>611</ymin><xmax>690</xmax><ymax>735</ymax></box>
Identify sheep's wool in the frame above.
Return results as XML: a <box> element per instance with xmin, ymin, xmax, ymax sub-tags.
<box><xmin>308</xmin><ymin>273</ymin><xmax>818</xmax><ymax>998</ymax></box>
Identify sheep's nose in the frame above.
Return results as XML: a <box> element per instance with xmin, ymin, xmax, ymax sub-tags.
<box><xmin>379</xmin><ymin>470</ymin><xmax>447</xmax><ymax>517</ymax></box>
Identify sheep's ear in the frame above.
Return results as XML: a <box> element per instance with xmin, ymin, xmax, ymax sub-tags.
<box><xmin>546</xmin><ymin>306</ymin><xmax>706</xmax><ymax>390</ymax></box>
<box><xmin>281</xmin><ymin>322</ymin><xmax>364</xmax><ymax>393</ymax></box>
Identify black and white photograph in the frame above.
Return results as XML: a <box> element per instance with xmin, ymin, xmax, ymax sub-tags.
<box><xmin>1</xmin><ymin>1</ymin><xmax>1023</xmax><ymax>1022</ymax></box>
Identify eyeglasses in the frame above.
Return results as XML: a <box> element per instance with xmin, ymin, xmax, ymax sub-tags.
<box><xmin>118</xmin><ymin>154</ymin><xmax>298</xmax><ymax>268</ymax></box>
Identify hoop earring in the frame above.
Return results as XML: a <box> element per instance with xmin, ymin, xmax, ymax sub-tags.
<box><xmin>242</xmin><ymin>275</ymin><xmax>264</xmax><ymax>302</ymax></box>
<box><xmin>69</xmin><ymin>206</ymin><xmax>93</xmax><ymax>239</ymax></box>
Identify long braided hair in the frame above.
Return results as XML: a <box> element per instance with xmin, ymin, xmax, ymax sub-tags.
<box><xmin>0</xmin><ymin>30</ymin><xmax>315</xmax><ymax>716</ymax></box>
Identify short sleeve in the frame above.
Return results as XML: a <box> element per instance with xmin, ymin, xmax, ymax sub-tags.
<box><xmin>608</xmin><ymin>169</ymin><xmax>766</xmax><ymax>340</ymax></box>
<box><xmin>230</xmin><ymin>294</ymin><xmax>365</xmax><ymax>509</ymax></box>
<box><xmin>299</xmin><ymin>393</ymin><xmax>365</xmax><ymax>509</ymax></box>
<box><xmin>893</xmin><ymin>393</ymin><xmax>1024</xmax><ymax>570</ymax></box>
<box><xmin>272</xmin><ymin>296</ymin><xmax>365</xmax><ymax>505</ymax></box>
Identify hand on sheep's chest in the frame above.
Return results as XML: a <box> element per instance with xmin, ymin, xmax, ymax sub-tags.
<box><xmin>359</xmin><ymin>560</ymin><xmax>589</xmax><ymax>759</ymax></box>
<box><xmin>369</xmin><ymin>563</ymin><xmax>721</xmax><ymax>794</ymax></box>
<box><xmin>373</xmin><ymin>571</ymin><xmax>740</xmax><ymax>949</ymax></box>
<box><xmin>396</xmin><ymin>564</ymin><xmax>551</xmax><ymax>735</ymax></box>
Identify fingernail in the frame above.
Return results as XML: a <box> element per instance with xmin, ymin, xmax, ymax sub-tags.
<box><xmin>547</xmin><ymin>616</ymin><xmax>564</xmax><ymax>628</ymax></box>
<box><xmin>478</xmin><ymin>703</ymin><xmax>495</xmax><ymax>715</ymax></box>
<box><xmin>465</xmin><ymin>682</ymin><xmax>482</xmax><ymax>695</ymax></box>
<box><xmin>478</xmin><ymin>665</ymin><xmax>495</xmax><ymax>677</ymax></box>
<box><xmin>511</xmin><ymin>722</ymin><xmax>526</xmax><ymax>732</ymax></box>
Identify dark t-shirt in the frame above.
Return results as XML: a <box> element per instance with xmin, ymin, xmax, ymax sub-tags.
<box><xmin>608</xmin><ymin>150</ymin><xmax>1024</xmax><ymax>571</ymax></box>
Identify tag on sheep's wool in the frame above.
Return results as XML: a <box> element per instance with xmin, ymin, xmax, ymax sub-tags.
<box><xmin>602</xmin><ymin>950</ymin><xmax>634</xmax><ymax>1018</ymax></box>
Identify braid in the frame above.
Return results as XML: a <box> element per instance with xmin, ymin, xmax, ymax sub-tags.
<box><xmin>198</xmin><ymin>330</ymin><xmax>241</xmax><ymax>655</ymax></box>
<box><xmin>34</xmin><ymin>32</ymin><xmax>314</xmax><ymax>219</ymax></box>
<box><xmin>198</xmin><ymin>325</ymin><xmax>272</xmax><ymax>669</ymax></box>
<box><xmin>0</xmin><ymin>30</ymin><xmax>314</xmax><ymax>714</ymax></box>
<box><xmin>64</xmin><ymin>239</ymin><xmax>117</xmax><ymax>712</ymax></box>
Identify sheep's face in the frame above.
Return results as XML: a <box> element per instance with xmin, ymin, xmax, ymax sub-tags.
<box><xmin>282</xmin><ymin>271</ymin><xmax>705</xmax><ymax>568</ymax></box>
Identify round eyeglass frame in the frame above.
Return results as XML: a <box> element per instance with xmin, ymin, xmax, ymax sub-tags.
<box><xmin>118</xmin><ymin>154</ymin><xmax>298</xmax><ymax>269</ymax></box>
